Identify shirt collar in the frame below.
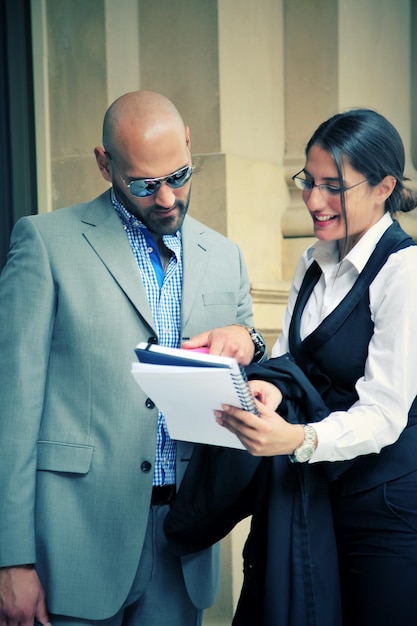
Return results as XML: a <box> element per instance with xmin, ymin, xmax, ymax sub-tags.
<box><xmin>309</xmin><ymin>212</ymin><xmax>393</xmax><ymax>273</ymax></box>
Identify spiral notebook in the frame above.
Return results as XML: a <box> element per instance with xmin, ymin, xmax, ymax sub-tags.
<box><xmin>131</xmin><ymin>342</ymin><xmax>259</xmax><ymax>449</ymax></box>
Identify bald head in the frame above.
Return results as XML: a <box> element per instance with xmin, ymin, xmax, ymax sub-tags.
<box><xmin>94</xmin><ymin>91</ymin><xmax>192</xmax><ymax>236</ymax></box>
<box><xmin>102</xmin><ymin>91</ymin><xmax>188</xmax><ymax>167</ymax></box>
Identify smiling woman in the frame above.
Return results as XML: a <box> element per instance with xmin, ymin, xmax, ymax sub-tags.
<box><xmin>202</xmin><ymin>109</ymin><xmax>417</xmax><ymax>626</ymax></box>
<box><xmin>296</xmin><ymin>108</ymin><xmax>416</xmax><ymax>257</ymax></box>
<box><xmin>296</xmin><ymin>144</ymin><xmax>394</xmax><ymax>256</ymax></box>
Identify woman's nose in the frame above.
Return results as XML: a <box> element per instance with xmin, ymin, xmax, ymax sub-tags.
<box><xmin>304</xmin><ymin>185</ymin><xmax>327</xmax><ymax>209</ymax></box>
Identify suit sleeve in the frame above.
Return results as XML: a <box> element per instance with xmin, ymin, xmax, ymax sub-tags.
<box><xmin>235</xmin><ymin>245</ymin><xmax>255</xmax><ymax>327</ymax></box>
<box><xmin>0</xmin><ymin>217</ymin><xmax>55</xmax><ymax>566</ymax></box>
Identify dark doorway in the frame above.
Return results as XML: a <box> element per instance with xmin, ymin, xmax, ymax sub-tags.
<box><xmin>0</xmin><ymin>0</ymin><xmax>37</xmax><ymax>271</ymax></box>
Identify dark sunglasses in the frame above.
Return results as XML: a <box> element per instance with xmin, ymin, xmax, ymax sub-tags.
<box><xmin>104</xmin><ymin>150</ymin><xmax>194</xmax><ymax>198</ymax></box>
<box><xmin>127</xmin><ymin>164</ymin><xmax>194</xmax><ymax>197</ymax></box>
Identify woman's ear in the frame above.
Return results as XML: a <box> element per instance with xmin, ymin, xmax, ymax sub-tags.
<box><xmin>377</xmin><ymin>175</ymin><xmax>397</xmax><ymax>204</ymax></box>
<box><xmin>94</xmin><ymin>147</ymin><xmax>112</xmax><ymax>183</ymax></box>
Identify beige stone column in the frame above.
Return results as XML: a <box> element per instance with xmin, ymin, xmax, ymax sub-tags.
<box><xmin>217</xmin><ymin>0</ymin><xmax>289</xmax><ymax>348</ymax></box>
<box><xmin>338</xmin><ymin>0</ymin><xmax>417</xmax><ymax>238</ymax></box>
<box><xmin>45</xmin><ymin>0</ymin><xmax>109</xmax><ymax>209</ymax></box>
<box><xmin>281</xmin><ymin>0</ymin><xmax>339</xmax><ymax>280</ymax></box>
<box><xmin>31</xmin><ymin>0</ymin><xmax>141</xmax><ymax>212</ymax></box>
<box><xmin>139</xmin><ymin>0</ymin><xmax>289</xmax><ymax>353</ymax></box>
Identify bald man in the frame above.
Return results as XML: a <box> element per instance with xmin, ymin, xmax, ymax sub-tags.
<box><xmin>0</xmin><ymin>91</ymin><xmax>265</xmax><ymax>626</ymax></box>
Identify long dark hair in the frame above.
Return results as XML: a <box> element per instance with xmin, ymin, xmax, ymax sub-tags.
<box><xmin>306</xmin><ymin>108</ymin><xmax>417</xmax><ymax>216</ymax></box>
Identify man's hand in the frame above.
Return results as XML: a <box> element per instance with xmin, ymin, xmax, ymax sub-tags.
<box><xmin>0</xmin><ymin>566</ymin><xmax>50</xmax><ymax>626</ymax></box>
<box><xmin>182</xmin><ymin>325</ymin><xmax>255</xmax><ymax>365</ymax></box>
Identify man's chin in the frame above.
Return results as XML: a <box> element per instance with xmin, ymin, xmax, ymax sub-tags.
<box><xmin>148</xmin><ymin>211</ymin><xmax>187</xmax><ymax>236</ymax></box>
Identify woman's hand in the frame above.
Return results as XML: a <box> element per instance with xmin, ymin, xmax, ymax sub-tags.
<box><xmin>214</xmin><ymin>400</ymin><xmax>305</xmax><ymax>457</ymax></box>
<box><xmin>248</xmin><ymin>379</ymin><xmax>283</xmax><ymax>410</ymax></box>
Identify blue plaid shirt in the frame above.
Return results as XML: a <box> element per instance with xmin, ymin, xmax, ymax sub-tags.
<box><xmin>111</xmin><ymin>190</ymin><xmax>182</xmax><ymax>486</ymax></box>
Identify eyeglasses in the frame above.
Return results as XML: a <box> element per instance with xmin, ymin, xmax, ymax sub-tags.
<box><xmin>292</xmin><ymin>170</ymin><xmax>368</xmax><ymax>197</ymax></box>
<box><xmin>126</xmin><ymin>164</ymin><xmax>194</xmax><ymax>197</ymax></box>
<box><xmin>104</xmin><ymin>151</ymin><xmax>194</xmax><ymax>197</ymax></box>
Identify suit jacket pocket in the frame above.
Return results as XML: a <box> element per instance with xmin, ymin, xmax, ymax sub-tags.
<box><xmin>37</xmin><ymin>440</ymin><xmax>93</xmax><ymax>474</ymax></box>
<box><xmin>202</xmin><ymin>292</ymin><xmax>238</xmax><ymax>306</ymax></box>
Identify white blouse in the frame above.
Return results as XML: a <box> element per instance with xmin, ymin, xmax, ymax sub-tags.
<box><xmin>272</xmin><ymin>213</ymin><xmax>417</xmax><ymax>463</ymax></box>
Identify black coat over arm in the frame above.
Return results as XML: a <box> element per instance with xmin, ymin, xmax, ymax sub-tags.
<box><xmin>165</xmin><ymin>354</ymin><xmax>342</xmax><ymax>626</ymax></box>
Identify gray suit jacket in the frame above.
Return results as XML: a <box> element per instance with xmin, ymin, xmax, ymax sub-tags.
<box><xmin>0</xmin><ymin>191</ymin><xmax>255</xmax><ymax>619</ymax></box>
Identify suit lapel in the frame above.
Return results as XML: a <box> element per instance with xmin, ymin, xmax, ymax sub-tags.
<box><xmin>81</xmin><ymin>193</ymin><xmax>155</xmax><ymax>331</ymax></box>
<box><xmin>181</xmin><ymin>217</ymin><xmax>210</xmax><ymax>328</ymax></box>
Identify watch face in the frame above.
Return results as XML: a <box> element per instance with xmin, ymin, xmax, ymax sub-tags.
<box><xmin>295</xmin><ymin>444</ymin><xmax>315</xmax><ymax>463</ymax></box>
<box><xmin>294</xmin><ymin>445</ymin><xmax>315</xmax><ymax>463</ymax></box>
<box><xmin>250</xmin><ymin>330</ymin><xmax>266</xmax><ymax>356</ymax></box>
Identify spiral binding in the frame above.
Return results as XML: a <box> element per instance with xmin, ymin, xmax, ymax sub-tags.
<box><xmin>231</xmin><ymin>366</ymin><xmax>260</xmax><ymax>416</ymax></box>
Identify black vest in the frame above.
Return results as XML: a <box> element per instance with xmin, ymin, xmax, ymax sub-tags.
<box><xmin>289</xmin><ymin>220</ymin><xmax>417</xmax><ymax>492</ymax></box>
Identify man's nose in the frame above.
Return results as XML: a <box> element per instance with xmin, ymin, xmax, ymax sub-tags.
<box><xmin>154</xmin><ymin>183</ymin><xmax>176</xmax><ymax>207</ymax></box>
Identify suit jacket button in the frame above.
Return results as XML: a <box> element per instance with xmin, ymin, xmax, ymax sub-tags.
<box><xmin>141</xmin><ymin>461</ymin><xmax>152</xmax><ymax>473</ymax></box>
<box><xmin>145</xmin><ymin>398</ymin><xmax>155</xmax><ymax>409</ymax></box>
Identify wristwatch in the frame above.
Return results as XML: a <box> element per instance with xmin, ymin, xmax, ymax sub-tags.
<box><xmin>247</xmin><ymin>327</ymin><xmax>266</xmax><ymax>362</ymax></box>
<box><xmin>289</xmin><ymin>424</ymin><xmax>316</xmax><ymax>463</ymax></box>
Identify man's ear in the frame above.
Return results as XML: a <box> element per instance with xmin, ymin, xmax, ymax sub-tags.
<box><xmin>94</xmin><ymin>147</ymin><xmax>112</xmax><ymax>183</ymax></box>
<box><xmin>185</xmin><ymin>126</ymin><xmax>191</xmax><ymax>150</ymax></box>
<box><xmin>377</xmin><ymin>175</ymin><xmax>397</xmax><ymax>204</ymax></box>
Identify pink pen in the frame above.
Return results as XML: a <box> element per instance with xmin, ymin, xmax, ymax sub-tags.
<box><xmin>185</xmin><ymin>347</ymin><xmax>209</xmax><ymax>353</ymax></box>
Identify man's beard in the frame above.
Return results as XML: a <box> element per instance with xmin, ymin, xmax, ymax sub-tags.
<box><xmin>144</xmin><ymin>196</ymin><xmax>189</xmax><ymax>236</ymax></box>
<box><xmin>113</xmin><ymin>184</ymin><xmax>191</xmax><ymax>236</ymax></box>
